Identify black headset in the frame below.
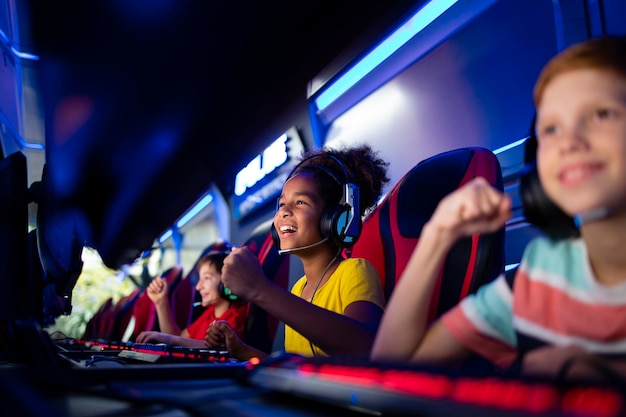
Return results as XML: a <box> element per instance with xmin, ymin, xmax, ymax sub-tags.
<box><xmin>519</xmin><ymin>116</ymin><xmax>579</xmax><ymax>240</ymax></box>
<box><xmin>271</xmin><ymin>153</ymin><xmax>361</xmax><ymax>249</ymax></box>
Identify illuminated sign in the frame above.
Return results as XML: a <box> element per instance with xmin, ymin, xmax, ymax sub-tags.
<box><xmin>233</xmin><ymin>127</ymin><xmax>305</xmax><ymax>220</ymax></box>
<box><xmin>235</xmin><ymin>134</ymin><xmax>288</xmax><ymax>196</ymax></box>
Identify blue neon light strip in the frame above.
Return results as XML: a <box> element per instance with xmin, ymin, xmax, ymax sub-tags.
<box><xmin>314</xmin><ymin>0</ymin><xmax>458</xmax><ymax>111</ymax></box>
<box><xmin>158</xmin><ymin>229</ymin><xmax>172</xmax><ymax>244</ymax></box>
<box><xmin>176</xmin><ymin>193</ymin><xmax>213</xmax><ymax>229</ymax></box>
<box><xmin>0</xmin><ymin>29</ymin><xmax>40</xmax><ymax>61</ymax></box>
<box><xmin>505</xmin><ymin>263</ymin><xmax>520</xmax><ymax>272</ymax></box>
<box><xmin>492</xmin><ymin>138</ymin><xmax>526</xmax><ymax>155</ymax></box>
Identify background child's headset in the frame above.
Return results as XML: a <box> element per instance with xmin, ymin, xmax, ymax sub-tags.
<box><xmin>519</xmin><ymin>115</ymin><xmax>579</xmax><ymax>240</ymax></box>
<box><xmin>271</xmin><ymin>153</ymin><xmax>361</xmax><ymax>250</ymax></box>
<box><xmin>204</xmin><ymin>243</ymin><xmax>240</xmax><ymax>301</ymax></box>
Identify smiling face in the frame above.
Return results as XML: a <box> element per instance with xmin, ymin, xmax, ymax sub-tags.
<box><xmin>535</xmin><ymin>68</ymin><xmax>626</xmax><ymax>218</ymax></box>
<box><xmin>195</xmin><ymin>261</ymin><xmax>222</xmax><ymax>307</ymax></box>
<box><xmin>274</xmin><ymin>172</ymin><xmax>327</xmax><ymax>253</ymax></box>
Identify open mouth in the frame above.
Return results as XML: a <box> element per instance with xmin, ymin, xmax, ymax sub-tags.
<box><xmin>559</xmin><ymin>162</ymin><xmax>603</xmax><ymax>187</ymax></box>
<box><xmin>279</xmin><ymin>225</ymin><xmax>297</xmax><ymax>236</ymax></box>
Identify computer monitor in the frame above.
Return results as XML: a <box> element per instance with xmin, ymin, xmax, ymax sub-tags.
<box><xmin>0</xmin><ymin>152</ymin><xmax>31</xmax><ymax>322</ymax></box>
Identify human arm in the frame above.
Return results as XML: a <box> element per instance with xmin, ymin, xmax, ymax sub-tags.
<box><xmin>371</xmin><ymin>177</ymin><xmax>511</xmax><ymax>363</ymax></box>
<box><xmin>221</xmin><ymin>247</ymin><xmax>383</xmax><ymax>357</ymax></box>
<box><xmin>522</xmin><ymin>345</ymin><xmax>626</xmax><ymax>385</ymax></box>
<box><xmin>145</xmin><ymin>276</ymin><xmax>183</xmax><ymax>336</ymax></box>
<box><xmin>134</xmin><ymin>330</ymin><xmax>207</xmax><ymax>348</ymax></box>
<box><xmin>206</xmin><ymin>320</ymin><xmax>268</xmax><ymax>361</ymax></box>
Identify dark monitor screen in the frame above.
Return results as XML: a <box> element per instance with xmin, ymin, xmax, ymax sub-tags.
<box><xmin>0</xmin><ymin>151</ymin><xmax>80</xmax><ymax>328</ymax></box>
<box><xmin>0</xmin><ymin>152</ymin><xmax>30</xmax><ymax>321</ymax></box>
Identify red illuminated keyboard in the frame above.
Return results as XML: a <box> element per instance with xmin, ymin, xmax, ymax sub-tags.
<box><xmin>54</xmin><ymin>338</ymin><xmax>231</xmax><ymax>364</ymax></box>
<box><xmin>247</xmin><ymin>354</ymin><xmax>625</xmax><ymax>417</ymax></box>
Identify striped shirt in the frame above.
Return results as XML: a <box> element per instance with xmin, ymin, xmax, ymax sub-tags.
<box><xmin>442</xmin><ymin>237</ymin><xmax>626</xmax><ymax>369</ymax></box>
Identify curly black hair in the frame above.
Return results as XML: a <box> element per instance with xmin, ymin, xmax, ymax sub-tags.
<box><xmin>288</xmin><ymin>144</ymin><xmax>390</xmax><ymax>217</ymax></box>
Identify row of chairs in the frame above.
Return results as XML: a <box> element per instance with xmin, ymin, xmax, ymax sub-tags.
<box><xmin>82</xmin><ymin>265</ymin><xmax>186</xmax><ymax>342</ymax></box>
<box><xmin>82</xmin><ymin>220</ymin><xmax>291</xmax><ymax>353</ymax></box>
<box><xmin>84</xmin><ymin>146</ymin><xmax>505</xmax><ymax>352</ymax></box>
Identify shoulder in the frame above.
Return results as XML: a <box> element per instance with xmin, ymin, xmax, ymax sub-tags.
<box><xmin>521</xmin><ymin>236</ymin><xmax>585</xmax><ymax>274</ymax></box>
<box><xmin>290</xmin><ymin>275</ymin><xmax>307</xmax><ymax>293</ymax></box>
<box><xmin>524</xmin><ymin>236</ymin><xmax>582</xmax><ymax>255</ymax></box>
<box><xmin>335</xmin><ymin>258</ymin><xmax>382</xmax><ymax>286</ymax></box>
<box><xmin>195</xmin><ymin>304</ymin><xmax>215</xmax><ymax>320</ymax></box>
<box><xmin>229</xmin><ymin>300</ymin><xmax>248</xmax><ymax>312</ymax></box>
<box><xmin>224</xmin><ymin>302</ymin><xmax>248</xmax><ymax>322</ymax></box>
<box><xmin>338</xmin><ymin>257</ymin><xmax>378</xmax><ymax>273</ymax></box>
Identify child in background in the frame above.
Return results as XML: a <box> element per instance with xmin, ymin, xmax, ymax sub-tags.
<box><xmin>136</xmin><ymin>250</ymin><xmax>247</xmax><ymax>349</ymax></box>
<box><xmin>372</xmin><ymin>36</ymin><xmax>626</xmax><ymax>383</ymax></box>
<box><xmin>206</xmin><ymin>145</ymin><xmax>389</xmax><ymax>360</ymax></box>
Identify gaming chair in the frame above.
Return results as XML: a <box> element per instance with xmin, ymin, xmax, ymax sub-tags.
<box><xmin>350</xmin><ymin>147</ymin><xmax>505</xmax><ymax>322</ymax></box>
<box><xmin>83</xmin><ymin>297</ymin><xmax>113</xmax><ymax>340</ymax></box>
<box><xmin>129</xmin><ymin>265</ymin><xmax>183</xmax><ymax>341</ymax></box>
<box><xmin>107</xmin><ymin>288</ymin><xmax>142</xmax><ymax>340</ymax></box>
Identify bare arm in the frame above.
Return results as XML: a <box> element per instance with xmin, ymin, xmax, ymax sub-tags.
<box><xmin>371</xmin><ymin>177</ymin><xmax>511</xmax><ymax>363</ymax></box>
<box><xmin>135</xmin><ymin>330</ymin><xmax>207</xmax><ymax>348</ymax></box>
<box><xmin>222</xmin><ymin>247</ymin><xmax>383</xmax><ymax>357</ymax></box>
<box><xmin>522</xmin><ymin>345</ymin><xmax>626</xmax><ymax>385</ymax></box>
<box><xmin>146</xmin><ymin>277</ymin><xmax>183</xmax><ymax>336</ymax></box>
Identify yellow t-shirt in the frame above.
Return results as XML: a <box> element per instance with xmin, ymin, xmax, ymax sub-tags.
<box><xmin>284</xmin><ymin>258</ymin><xmax>385</xmax><ymax>356</ymax></box>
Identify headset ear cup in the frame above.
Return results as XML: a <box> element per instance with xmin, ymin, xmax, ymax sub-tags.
<box><xmin>319</xmin><ymin>205</ymin><xmax>358</xmax><ymax>248</ymax></box>
<box><xmin>270</xmin><ymin>223</ymin><xmax>281</xmax><ymax>250</ymax></box>
<box><xmin>319</xmin><ymin>206</ymin><xmax>338</xmax><ymax>243</ymax></box>
<box><xmin>520</xmin><ymin>161</ymin><xmax>578</xmax><ymax>239</ymax></box>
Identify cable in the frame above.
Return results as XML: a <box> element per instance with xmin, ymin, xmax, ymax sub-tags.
<box><xmin>306</xmin><ymin>249</ymin><xmax>342</xmax><ymax>356</ymax></box>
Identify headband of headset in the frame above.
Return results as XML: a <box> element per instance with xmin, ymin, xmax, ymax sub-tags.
<box><xmin>272</xmin><ymin>153</ymin><xmax>362</xmax><ymax>249</ymax></box>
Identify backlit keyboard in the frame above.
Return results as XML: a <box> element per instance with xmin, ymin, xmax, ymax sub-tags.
<box><xmin>54</xmin><ymin>338</ymin><xmax>231</xmax><ymax>364</ymax></box>
<box><xmin>247</xmin><ymin>354</ymin><xmax>625</xmax><ymax>417</ymax></box>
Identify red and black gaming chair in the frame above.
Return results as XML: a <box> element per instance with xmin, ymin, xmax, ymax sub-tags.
<box><xmin>83</xmin><ymin>297</ymin><xmax>113</xmax><ymax>340</ymax></box>
<box><xmin>241</xmin><ymin>218</ymin><xmax>290</xmax><ymax>354</ymax></box>
<box><xmin>107</xmin><ymin>288</ymin><xmax>142</xmax><ymax>340</ymax></box>
<box><xmin>351</xmin><ymin>147</ymin><xmax>505</xmax><ymax>322</ymax></box>
<box><xmin>129</xmin><ymin>265</ymin><xmax>184</xmax><ymax>341</ymax></box>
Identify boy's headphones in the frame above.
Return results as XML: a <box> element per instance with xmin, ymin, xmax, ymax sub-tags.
<box><xmin>519</xmin><ymin>116</ymin><xmax>579</xmax><ymax>239</ymax></box>
<box><xmin>271</xmin><ymin>154</ymin><xmax>361</xmax><ymax>249</ymax></box>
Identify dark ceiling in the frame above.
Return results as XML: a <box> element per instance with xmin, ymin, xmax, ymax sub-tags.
<box><xmin>26</xmin><ymin>0</ymin><xmax>420</xmax><ymax>269</ymax></box>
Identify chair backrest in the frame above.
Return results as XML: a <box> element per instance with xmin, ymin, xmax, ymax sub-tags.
<box><xmin>107</xmin><ymin>288</ymin><xmax>142</xmax><ymax>341</ymax></box>
<box><xmin>351</xmin><ymin>147</ymin><xmax>505</xmax><ymax>322</ymax></box>
<box><xmin>241</xmin><ymin>218</ymin><xmax>290</xmax><ymax>354</ymax></box>
<box><xmin>170</xmin><ymin>272</ymin><xmax>195</xmax><ymax>331</ymax></box>
<box><xmin>128</xmin><ymin>265</ymin><xmax>184</xmax><ymax>340</ymax></box>
<box><xmin>130</xmin><ymin>290</ymin><xmax>156</xmax><ymax>341</ymax></box>
<box><xmin>83</xmin><ymin>297</ymin><xmax>113</xmax><ymax>340</ymax></box>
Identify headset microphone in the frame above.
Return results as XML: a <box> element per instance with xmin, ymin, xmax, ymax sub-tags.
<box><xmin>574</xmin><ymin>207</ymin><xmax>609</xmax><ymax>228</ymax></box>
<box><xmin>277</xmin><ymin>237</ymin><xmax>329</xmax><ymax>255</ymax></box>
